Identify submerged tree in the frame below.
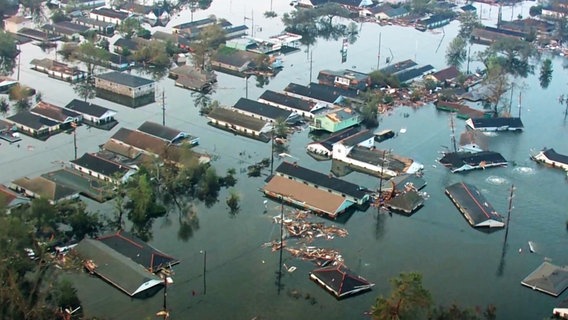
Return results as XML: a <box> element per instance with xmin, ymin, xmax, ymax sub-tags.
<box><xmin>0</xmin><ymin>31</ymin><xmax>18</xmax><ymax>76</ymax></box>
<box><xmin>445</xmin><ymin>36</ymin><xmax>467</xmax><ymax>70</ymax></box>
<box><xmin>539</xmin><ymin>58</ymin><xmax>553</xmax><ymax>89</ymax></box>
<box><xmin>371</xmin><ymin>272</ymin><xmax>432</xmax><ymax>320</ymax></box>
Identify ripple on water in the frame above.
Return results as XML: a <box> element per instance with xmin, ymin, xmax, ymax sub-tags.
<box><xmin>486</xmin><ymin>175</ymin><xmax>509</xmax><ymax>185</ymax></box>
<box><xmin>482</xmin><ymin>132</ymin><xmax>498</xmax><ymax>137</ymax></box>
<box><xmin>512</xmin><ymin>166</ymin><xmax>536</xmax><ymax>175</ymax></box>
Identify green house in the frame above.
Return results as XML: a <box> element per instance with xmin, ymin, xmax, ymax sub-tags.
<box><xmin>310</xmin><ymin>107</ymin><xmax>361</xmax><ymax>133</ymax></box>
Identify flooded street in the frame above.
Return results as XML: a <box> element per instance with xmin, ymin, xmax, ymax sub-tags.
<box><xmin>2</xmin><ymin>0</ymin><xmax>568</xmax><ymax>319</ymax></box>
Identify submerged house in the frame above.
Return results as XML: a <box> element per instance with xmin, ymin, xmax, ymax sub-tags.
<box><xmin>262</xmin><ymin>161</ymin><xmax>370</xmax><ymax>218</ymax></box>
<box><xmin>531</xmin><ymin>148</ymin><xmax>568</xmax><ymax>172</ymax></box>
<box><xmin>438</xmin><ymin>151</ymin><xmax>507</xmax><ymax>173</ymax></box>
<box><xmin>465</xmin><ymin>117</ymin><xmax>524</xmax><ymax>132</ymax></box>
<box><xmin>137</xmin><ymin>121</ymin><xmax>199</xmax><ymax>146</ymax></box>
<box><xmin>64</xmin><ymin>99</ymin><xmax>118</xmax><ymax>129</ymax></box>
<box><xmin>206</xmin><ymin>107</ymin><xmax>272</xmax><ymax>142</ymax></box>
<box><xmin>306</xmin><ymin>127</ymin><xmax>363</xmax><ymax>160</ymax></box>
<box><xmin>30</xmin><ymin>58</ymin><xmax>87</xmax><ymax>83</ymax></box>
<box><xmin>30</xmin><ymin>101</ymin><xmax>82</xmax><ymax>130</ymax></box>
<box><xmin>74</xmin><ymin>238</ymin><xmax>163</xmax><ymax>297</ymax></box>
<box><xmin>94</xmin><ymin>71</ymin><xmax>155</xmax><ymax>108</ymax></box>
<box><xmin>521</xmin><ymin>261</ymin><xmax>568</xmax><ymax>297</ymax></box>
<box><xmin>317</xmin><ymin>69</ymin><xmax>370</xmax><ymax>91</ymax></box>
<box><xmin>168</xmin><ymin>65</ymin><xmax>216</xmax><ymax>93</ymax></box>
<box><xmin>310</xmin><ymin>107</ymin><xmax>361</xmax><ymax>133</ymax></box>
<box><xmin>6</xmin><ymin>112</ymin><xmax>61</xmax><ymax>139</ymax></box>
<box><xmin>232</xmin><ymin>98</ymin><xmax>300</xmax><ymax>124</ymax></box>
<box><xmin>97</xmin><ymin>230</ymin><xmax>180</xmax><ymax>273</ymax></box>
<box><xmin>10</xmin><ymin>176</ymin><xmax>80</xmax><ymax>204</ymax></box>
<box><xmin>258</xmin><ymin>90</ymin><xmax>327</xmax><ymax>119</ymax></box>
<box><xmin>445</xmin><ymin>182</ymin><xmax>505</xmax><ymax>228</ymax></box>
<box><xmin>70</xmin><ymin>152</ymin><xmax>136</xmax><ymax>184</ymax></box>
<box><xmin>309</xmin><ymin>264</ymin><xmax>374</xmax><ymax>299</ymax></box>
<box><xmin>332</xmin><ymin>132</ymin><xmax>423</xmax><ymax>178</ymax></box>
<box><xmin>284</xmin><ymin>82</ymin><xmax>343</xmax><ymax>105</ymax></box>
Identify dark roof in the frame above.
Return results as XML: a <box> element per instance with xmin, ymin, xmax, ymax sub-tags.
<box><xmin>73</xmin><ymin>238</ymin><xmax>163</xmax><ymax>297</ymax></box>
<box><xmin>207</xmin><ymin>107</ymin><xmax>268</xmax><ymax>131</ymax></box>
<box><xmin>64</xmin><ymin>99</ymin><xmax>116</xmax><ymax>117</ymax></box>
<box><xmin>212</xmin><ymin>47</ymin><xmax>257</xmax><ymax>68</ymax></box>
<box><xmin>284</xmin><ymin>82</ymin><xmax>341</xmax><ymax>103</ymax></box>
<box><xmin>314</xmin><ymin>127</ymin><xmax>362</xmax><ymax>151</ymax></box>
<box><xmin>445</xmin><ymin>182</ymin><xmax>504</xmax><ymax>227</ymax></box>
<box><xmin>110</xmin><ymin>127</ymin><xmax>170</xmax><ymax>155</ymax></box>
<box><xmin>91</xmin><ymin>8</ymin><xmax>130</xmax><ymax>20</ymax></box>
<box><xmin>431</xmin><ymin>66</ymin><xmax>460</xmax><ymax>82</ymax></box>
<box><xmin>382</xmin><ymin>6</ymin><xmax>409</xmax><ymax>17</ymax></box>
<box><xmin>348</xmin><ymin>146</ymin><xmax>410</xmax><ymax>173</ymax></box>
<box><xmin>114</xmin><ymin>37</ymin><xmax>140</xmax><ymax>51</ymax></box>
<box><xmin>276</xmin><ymin>161</ymin><xmax>367</xmax><ymax>199</ymax></box>
<box><xmin>71</xmin><ymin>153</ymin><xmax>129</xmax><ymax>177</ymax></box>
<box><xmin>258</xmin><ymin>90</ymin><xmax>315</xmax><ymax>112</ymax></box>
<box><xmin>340</xmin><ymin>129</ymin><xmax>374</xmax><ymax>146</ymax></box>
<box><xmin>521</xmin><ymin>262</ymin><xmax>568</xmax><ymax>297</ymax></box>
<box><xmin>95</xmin><ymin>71</ymin><xmax>154</xmax><ymax>88</ymax></box>
<box><xmin>460</xmin><ymin>4</ymin><xmax>476</xmax><ymax>11</ymax></box>
<box><xmin>97</xmin><ymin>230</ymin><xmax>180</xmax><ymax>272</ymax></box>
<box><xmin>396</xmin><ymin>65</ymin><xmax>435</xmax><ymax>83</ymax></box>
<box><xmin>318</xmin><ymin>69</ymin><xmax>369</xmax><ymax>82</ymax></box>
<box><xmin>468</xmin><ymin>117</ymin><xmax>524</xmax><ymax>129</ymax></box>
<box><xmin>385</xmin><ymin>189</ymin><xmax>424</xmax><ymax>214</ymax></box>
<box><xmin>171</xmin><ymin>17</ymin><xmax>215</xmax><ymax>30</ymax></box>
<box><xmin>43</xmin><ymin>21</ymin><xmax>90</xmax><ymax>35</ymax></box>
<box><xmin>233</xmin><ymin>98</ymin><xmax>292</xmax><ymax>120</ymax></box>
<box><xmin>309</xmin><ymin>264</ymin><xmax>374</xmax><ymax>298</ymax></box>
<box><xmin>386</xmin><ymin>173</ymin><xmax>427</xmax><ymax>192</ymax></box>
<box><xmin>419</xmin><ymin>13</ymin><xmax>452</xmax><ymax>25</ymax></box>
<box><xmin>137</xmin><ymin>121</ymin><xmax>186</xmax><ymax>142</ymax></box>
<box><xmin>109</xmin><ymin>53</ymin><xmax>130</xmax><ymax>65</ymax></box>
<box><xmin>75</xmin><ymin>17</ymin><xmax>115</xmax><ymax>28</ymax></box>
<box><xmin>439</xmin><ymin>151</ymin><xmax>507</xmax><ymax>170</ymax></box>
<box><xmin>7</xmin><ymin>111</ymin><xmax>59</xmax><ymax>130</ymax></box>
<box><xmin>379</xmin><ymin>59</ymin><xmax>417</xmax><ymax>75</ymax></box>
<box><xmin>11</xmin><ymin>176</ymin><xmax>78</xmax><ymax>202</ymax></box>
<box><xmin>542</xmin><ymin>148</ymin><xmax>568</xmax><ymax>164</ymax></box>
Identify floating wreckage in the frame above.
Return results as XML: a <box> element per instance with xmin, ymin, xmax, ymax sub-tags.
<box><xmin>272</xmin><ymin>214</ymin><xmax>349</xmax><ymax>241</ymax></box>
<box><xmin>286</xmin><ymin>246</ymin><xmax>343</xmax><ymax>266</ymax></box>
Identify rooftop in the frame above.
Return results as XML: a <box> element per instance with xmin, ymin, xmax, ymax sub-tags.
<box><xmin>445</xmin><ymin>182</ymin><xmax>504</xmax><ymax>228</ymax></box>
<box><xmin>276</xmin><ymin>161</ymin><xmax>367</xmax><ymax>199</ymax></box>
<box><xmin>7</xmin><ymin>111</ymin><xmax>59</xmax><ymax>130</ymax></box>
<box><xmin>521</xmin><ymin>261</ymin><xmax>568</xmax><ymax>297</ymax></box>
<box><xmin>207</xmin><ymin>107</ymin><xmax>268</xmax><ymax>132</ymax></box>
<box><xmin>284</xmin><ymin>82</ymin><xmax>341</xmax><ymax>103</ymax></box>
<box><xmin>91</xmin><ymin>7</ymin><xmax>130</xmax><ymax>20</ymax></box>
<box><xmin>233</xmin><ymin>98</ymin><xmax>292</xmax><ymax>121</ymax></box>
<box><xmin>110</xmin><ymin>127</ymin><xmax>170</xmax><ymax>156</ymax></box>
<box><xmin>71</xmin><ymin>153</ymin><xmax>130</xmax><ymax>177</ymax></box>
<box><xmin>11</xmin><ymin>176</ymin><xmax>78</xmax><ymax>202</ymax></box>
<box><xmin>137</xmin><ymin>121</ymin><xmax>188</xmax><ymax>143</ymax></box>
<box><xmin>31</xmin><ymin>101</ymin><xmax>81</xmax><ymax>122</ymax></box>
<box><xmin>64</xmin><ymin>99</ymin><xmax>116</xmax><ymax>118</ymax></box>
<box><xmin>95</xmin><ymin>71</ymin><xmax>154</xmax><ymax>88</ymax></box>
<box><xmin>258</xmin><ymin>90</ymin><xmax>316</xmax><ymax>112</ymax></box>
<box><xmin>309</xmin><ymin>263</ymin><xmax>374</xmax><ymax>299</ymax></box>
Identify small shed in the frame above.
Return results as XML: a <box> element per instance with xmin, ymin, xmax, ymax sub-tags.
<box><xmin>309</xmin><ymin>264</ymin><xmax>374</xmax><ymax>299</ymax></box>
<box><xmin>521</xmin><ymin>262</ymin><xmax>568</xmax><ymax>297</ymax></box>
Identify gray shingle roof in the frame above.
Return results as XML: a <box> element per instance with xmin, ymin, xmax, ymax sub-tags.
<box><xmin>95</xmin><ymin>71</ymin><xmax>154</xmax><ymax>88</ymax></box>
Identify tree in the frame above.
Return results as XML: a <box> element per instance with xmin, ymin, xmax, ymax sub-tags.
<box><xmin>539</xmin><ymin>58</ymin><xmax>553</xmax><ymax>89</ymax></box>
<box><xmin>483</xmin><ymin>61</ymin><xmax>510</xmax><ymax>116</ymax></box>
<box><xmin>273</xmin><ymin>118</ymin><xmax>289</xmax><ymax>139</ymax></box>
<box><xmin>0</xmin><ymin>31</ymin><xmax>18</xmax><ymax>76</ymax></box>
<box><xmin>445</xmin><ymin>36</ymin><xmax>467</xmax><ymax>70</ymax></box>
<box><xmin>72</xmin><ymin>41</ymin><xmax>111</xmax><ymax>77</ymax></box>
<box><xmin>73</xmin><ymin>81</ymin><xmax>96</xmax><ymax>101</ymax></box>
<box><xmin>529</xmin><ymin>5</ymin><xmax>542</xmax><ymax>17</ymax></box>
<box><xmin>429</xmin><ymin>304</ymin><xmax>496</xmax><ymax>320</ymax></box>
<box><xmin>190</xmin><ymin>23</ymin><xmax>226</xmax><ymax>70</ymax></box>
<box><xmin>486</xmin><ymin>37</ymin><xmax>536</xmax><ymax>78</ymax></box>
<box><xmin>118</xmin><ymin>17</ymin><xmax>141</xmax><ymax>38</ymax></box>
<box><xmin>458</xmin><ymin>11</ymin><xmax>480</xmax><ymax>40</ymax></box>
<box><xmin>0</xmin><ymin>97</ymin><xmax>9</xmax><ymax>116</ymax></box>
<box><xmin>125</xmin><ymin>173</ymin><xmax>166</xmax><ymax>241</ymax></box>
<box><xmin>371</xmin><ymin>272</ymin><xmax>432</xmax><ymax>320</ymax></box>
<box><xmin>51</xmin><ymin>9</ymin><xmax>70</xmax><ymax>23</ymax></box>
<box><xmin>226</xmin><ymin>189</ymin><xmax>240</xmax><ymax>215</ymax></box>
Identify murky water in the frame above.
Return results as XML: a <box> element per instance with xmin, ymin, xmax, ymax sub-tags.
<box><xmin>1</xmin><ymin>1</ymin><xmax>568</xmax><ymax>319</ymax></box>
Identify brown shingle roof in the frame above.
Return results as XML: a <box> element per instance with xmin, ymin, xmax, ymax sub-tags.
<box><xmin>11</xmin><ymin>176</ymin><xmax>77</xmax><ymax>202</ymax></box>
<box><xmin>263</xmin><ymin>175</ymin><xmax>347</xmax><ymax>217</ymax></box>
<box><xmin>31</xmin><ymin>101</ymin><xmax>81</xmax><ymax>122</ymax></box>
<box><xmin>110</xmin><ymin>127</ymin><xmax>170</xmax><ymax>156</ymax></box>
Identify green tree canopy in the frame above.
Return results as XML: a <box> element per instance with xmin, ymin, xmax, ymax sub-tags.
<box><xmin>446</xmin><ymin>36</ymin><xmax>467</xmax><ymax>70</ymax></box>
<box><xmin>371</xmin><ymin>272</ymin><xmax>432</xmax><ymax>320</ymax></box>
<box><xmin>0</xmin><ymin>30</ymin><xmax>18</xmax><ymax>76</ymax></box>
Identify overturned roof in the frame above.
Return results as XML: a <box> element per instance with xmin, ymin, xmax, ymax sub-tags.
<box><xmin>97</xmin><ymin>230</ymin><xmax>180</xmax><ymax>273</ymax></box>
<box><xmin>309</xmin><ymin>264</ymin><xmax>374</xmax><ymax>299</ymax></box>
<box><xmin>522</xmin><ymin>262</ymin><xmax>568</xmax><ymax>297</ymax></box>
<box><xmin>445</xmin><ymin>182</ymin><xmax>504</xmax><ymax>228</ymax></box>
<box><xmin>74</xmin><ymin>238</ymin><xmax>163</xmax><ymax>297</ymax></box>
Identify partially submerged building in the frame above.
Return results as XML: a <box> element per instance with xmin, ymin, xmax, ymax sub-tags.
<box><xmin>531</xmin><ymin>148</ymin><xmax>568</xmax><ymax>172</ymax></box>
<box><xmin>232</xmin><ymin>98</ymin><xmax>300</xmax><ymax>124</ymax></box>
<box><xmin>74</xmin><ymin>238</ymin><xmax>163</xmax><ymax>297</ymax></box>
<box><xmin>317</xmin><ymin>69</ymin><xmax>370</xmax><ymax>91</ymax></box>
<box><xmin>206</xmin><ymin>107</ymin><xmax>271</xmax><ymax>142</ymax></box>
<box><xmin>64</xmin><ymin>99</ymin><xmax>118</xmax><ymax>130</ymax></box>
<box><xmin>10</xmin><ymin>176</ymin><xmax>80</xmax><ymax>204</ymax></box>
<box><xmin>445</xmin><ymin>182</ymin><xmax>505</xmax><ymax>228</ymax></box>
<box><xmin>307</xmin><ymin>127</ymin><xmax>362</xmax><ymax>160</ymax></box>
<box><xmin>465</xmin><ymin>117</ymin><xmax>524</xmax><ymax>132</ymax></box>
<box><xmin>521</xmin><ymin>261</ymin><xmax>568</xmax><ymax>297</ymax></box>
<box><xmin>438</xmin><ymin>151</ymin><xmax>507</xmax><ymax>173</ymax></box>
<box><xmin>258</xmin><ymin>90</ymin><xmax>327</xmax><ymax>119</ymax></box>
<box><xmin>137</xmin><ymin>121</ymin><xmax>199</xmax><ymax>146</ymax></box>
<box><xmin>262</xmin><ymin>161</ymin><xmax>370</xmax><ymax>218</ymax></box>
<box><xmin>94</xmin><ymin>71</ymin><xmax>156</xmax><ymax>108</ymax></box>
<box><xmin>310</xmin><ymin>107</ymin><xmax>361</xmax><ymax>133</ymax></box>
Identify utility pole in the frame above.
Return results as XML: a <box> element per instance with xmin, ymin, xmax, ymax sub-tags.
<box><xmin>244</xmin><ymin>10</ymin><xmax>255</xmax><ymax>37</ymax></box>
<box><xmin>72</xmin><ymin>122</ymin><xmax>78</xmax><ymax>160</ymax></box>
<box><xmin>200</xmin><ymin>250</ymin><xmax>207</xmax><ymax>295</ymax></box>
<box><xmin>17</xmin><ymin>45</ymin><xmax>21</xmax><ymax>81</ymax></box>
<box><xmin>245</xmin><ymin>76</ymin><xmax>249</xmax><ymax>99</ymax></box>
<box><xmin>270</xmin><ymin>128</ymin><xmax>274</xmax><ymax>174</ymax></box>
<box><xmin>277</xmin><ymin>197</ymin><xmax>284</xmax><ymax>295</ymax></box>
<box><xmin>162</xmin><ymin>91</ymin><xmax>166</xmax><ymax>126</ymax></box>
<box><xmin>376</xmin><ymin>32</ymin><xmax>381</xmax><ymax>70</ymax></box>
<box><xmin>466</xmin><ymin>44</ymin><xmax>471</xmax><ymax>75</ymax></box>
<box><xmin>504</xmin><ymin>184</ymin><xmax>514</xmax><ymax>244</ymax></box>
<box><xmin>449</xmin><ymin>113</ymin><xmax>457</xmax><ymax>153</ymax></box>
<box><xmin>309</xmin><ymin>50</ymin><xmax>313</xmax><ymax>83</ymax></box>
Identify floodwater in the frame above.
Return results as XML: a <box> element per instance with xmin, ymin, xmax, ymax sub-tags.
<box><xmin>2</xmin><ymin>0</ymin><xmax>568</xmax><ymax>319</ymax></box>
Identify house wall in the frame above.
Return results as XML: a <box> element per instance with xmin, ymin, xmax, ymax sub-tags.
<box><xmin>332</xmin><ymin>144</ymin><xmax>398</xmax><ymax>177</ymax></box>
<box><xmin>207</xmin><ymin>117</ymin><xmax>264</xmax><ymax>137</ymax></box>
<box><xmin>89</xmin><ymin>12</ymin><xmax>123</xmax><ymax>25</ymax></box>
<box><xmin>95</xmin><ymin>78</ymin><xmax>155</xmax><ymax>98</ymax></box>
<box><xmin>211</xmin><ymin>60</ymin><xmax>248</xmax><ymax>72</ymax></box>
<box><xmin>4</xmin><ymin>19</ymin><xmax>34</xmax><ymax>33</ymax></box>
<box><xmin>71</xmin><ymin>164</ymin><xmax>116</xmax><ymax>183</ymax></box>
